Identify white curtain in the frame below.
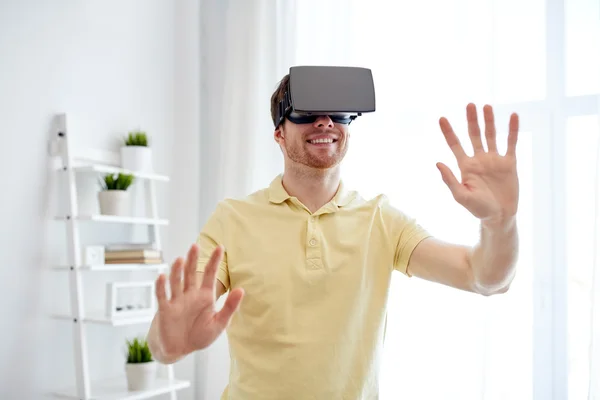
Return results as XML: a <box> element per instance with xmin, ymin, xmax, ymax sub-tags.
<box><xmin>199</xmin><ymin>0</ymin><xmax>295</xmax><ymax>204</ymax></box>
<box><xmin>292</xmin><ymin>0</ymin><xmax>534</xmax><ymax>398</ymax></box>
<box><xmin>198</xmin><ymin>0</ymin><xmax>600</xmax><ymax>398</ymax></box>
<box><xmin>196</xmin><ymin>1</ymin><xmax>295</xmax><ymax>398</ymax></box>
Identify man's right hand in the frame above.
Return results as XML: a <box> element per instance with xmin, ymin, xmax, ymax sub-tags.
<box><xmin>150</xmin><ymin>244</ymin><xmax>244</xmax><ymax>362</ymax></box>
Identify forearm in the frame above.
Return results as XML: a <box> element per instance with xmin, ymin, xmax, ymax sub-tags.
<box><xmin>147</xmin><ymin>312</ymin><xmax>183</xmax><ymax>365</ymax></box>
<box><xmin>468</xmin><ymin>216</ymin><xmax>519</xmax><ymax>295</ymax></box>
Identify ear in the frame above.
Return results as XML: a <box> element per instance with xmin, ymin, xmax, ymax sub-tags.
<box><xmin>274</xmin><ymin>126</ymin><xmax>284</xmax><ymax>142</ymax></box>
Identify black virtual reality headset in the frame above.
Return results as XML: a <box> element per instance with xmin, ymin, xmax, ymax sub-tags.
<box><xmin>275</xmin><ymin>65</ymin><xmax>376</xmax><ymax>127</ymax></box>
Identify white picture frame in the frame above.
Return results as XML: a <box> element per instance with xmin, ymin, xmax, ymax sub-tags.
<box><xmin>106</xmin><ymin>281</ymin><xmax>156</xmax><ymax>319</ymax></box>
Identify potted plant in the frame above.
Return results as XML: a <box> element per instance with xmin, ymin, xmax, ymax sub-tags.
<box><xmin>98</xmin><ymin>173</ymin><xmax>135</xmax><ymax>216</ymax></box>
<box><xmin>125</xmin><ymin>337</ymin><xmax>157</xmax><ymax>391</ymax></box>
<box><xmin>120</xmin><ymin>130</ymin><xmax>153</xmax><ymax>172</ymax></box>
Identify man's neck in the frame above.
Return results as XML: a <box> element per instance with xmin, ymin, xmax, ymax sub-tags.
<box><xmin>281</xmin><ymin>165</ymin><xmax>341</xmax><ymax>213</ymax></box>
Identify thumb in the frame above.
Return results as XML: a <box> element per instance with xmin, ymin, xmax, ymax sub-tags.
<box><xmin>436</xmin><ymin>162</ymin><xmax>464</xmax><ymax>199</ymax></box>
<box><xmin>214</xmin><ymin>288</ymin><xmax>244</xmax><ymax>329</ymax></box>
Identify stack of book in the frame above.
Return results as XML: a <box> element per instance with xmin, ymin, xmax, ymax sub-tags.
<box><xmin>104</xmin><ymin>245</ymin><xmax>163</xmax><ymax>265</ymax></box>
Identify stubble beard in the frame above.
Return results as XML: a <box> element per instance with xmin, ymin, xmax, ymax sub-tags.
<box><xmin>285</xmin><ymin>138</ymin><xmax>348</xmax><ymax>170</ymax></box>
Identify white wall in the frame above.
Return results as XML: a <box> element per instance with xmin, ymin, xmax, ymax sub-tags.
<box><xmin>0</xmin><ymin>1</ymin><xmax>201</xmax><ymax>399</ymax></box>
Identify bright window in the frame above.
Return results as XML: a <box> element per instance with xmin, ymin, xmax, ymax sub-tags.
<box><xmin>491</xmin><ymin>0</ymin><xmax>546</xmax><ymax>104</ymax></box>
<box><xmin>291</xmin><ymin>0</ymin><xmax>599</xmax><ymax>397</ymax></box>
<box><xmin>566</xmin><ymin>115</ymin><xmax>600</xmax><ymax>400</ymax></box>
<box><xmin>565</xmin><ymin>0</ymin><xmax>600</xmax><ymax>97</ymax></box>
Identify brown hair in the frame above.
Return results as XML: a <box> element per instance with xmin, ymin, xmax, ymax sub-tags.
<box><xmin>270</xmin><ymin>74</ymin><xmax>290</xmax><ymax>127</ymax></box>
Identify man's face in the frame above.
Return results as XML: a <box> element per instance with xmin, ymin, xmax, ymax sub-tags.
<box><xmin>275</xmin><ymin>115</ymin><xmax>350</xmax><ymax>170</ymax></box>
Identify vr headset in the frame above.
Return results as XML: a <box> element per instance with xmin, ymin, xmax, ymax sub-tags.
<box><xmin>275</xmin><ymin>65</ymin><xmax>376</xmax><ymax>127</ymax></box>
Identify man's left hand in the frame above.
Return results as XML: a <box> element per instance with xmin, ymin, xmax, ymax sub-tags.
<box><xmin>436</xmin><ymin>103</ymin><xmax>519</xmax><ymax>224</ymax></box>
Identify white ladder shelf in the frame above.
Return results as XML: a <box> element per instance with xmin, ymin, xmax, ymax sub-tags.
<box><xmin>49</xmin><ymin>114</ymin><xmax>190</xmax><ymax>400</ymax></box>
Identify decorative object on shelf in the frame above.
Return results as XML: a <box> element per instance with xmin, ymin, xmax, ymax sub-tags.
<box><xmin>81</xmin><ymin>245</ymin><xmax>105</xmax><ymax>266</ymax></box>
<box><xmin>105</xmin><ymin>246</ymin><xmax>163</xmax><ymax>265</ymax></box>
<box><xmin>125</xmin><ymin>337</ymin><xmax>157</xmax><ymax>391</ymax></box>
<box><xmin>106</xmin><ymin>281</ymin><xmax>156</xmax><ymax>319</ymax></box>
<box><xmin>97</xmin><ymin>173</ymin><xmax>135</xmax><ymax>216</ymax></box>
<box><xmin>120</xmin><ymin>130</ymin><xmax>153</xmax><ymax>172</ymax></box>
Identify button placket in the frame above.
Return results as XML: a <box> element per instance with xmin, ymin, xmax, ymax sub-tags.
<box><xmin>306</xmin><ymin>215</ymin><xmax>322</xmax><ymax>270</ymax></box>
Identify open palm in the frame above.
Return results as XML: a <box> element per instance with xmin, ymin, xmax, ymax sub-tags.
<box><xmin>436</xmin><ymin>103</ymin><xmax>520</xmax><ymax>223</ymax></box>
<box><xmin>155</xmin><ymin>244</ymin><xmax>244</xmax><ymax>359</ymax></box>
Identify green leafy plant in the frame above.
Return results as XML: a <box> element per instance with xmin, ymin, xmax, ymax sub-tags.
<box><xmin>124</xmin><ymin>130</ymin><xmax>148</xmax><ymax>147</ymax></box>
<box><xmin>99</xmin><ymin>173</ymin><xmax>135</xmax><ymax>191</ymax></box>
<box><xmin>126</xmin><ymin>337</ymin><xmax>153</xmax><ymax>364</ymax></box>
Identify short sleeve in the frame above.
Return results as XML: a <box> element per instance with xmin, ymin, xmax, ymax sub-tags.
<box><xmin>382</xmin><ymin>201</ymin><xmax>432</xmax><ymax>276</ymax></box>
<box><xmin>196</xmin><ymin>203</ymin><xmax>230</xmax><ymax>290</ymax></box>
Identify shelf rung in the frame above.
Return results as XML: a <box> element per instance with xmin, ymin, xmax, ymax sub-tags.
<box><xmin>52</xmin><ymin>311</ymin><xmax>155</xmax><ymax>326</ymax></box>
<box><xmin>52</xmin><ymin>264</ymin><xmax>169</xmax><ymax>272</ymax></box>
<box><xmin>54</xmin><ymin>215</ymin><xmax>169</xmax><ymax>225</ymax></box>
<box><xmin>50</xmin><ymin>376</ymin><xmax>190</xmax><ymax>400</ymax></box>
<box><xmin>61</xmin><ymin>163</ymin><xmax>170</xmax><ymax>182</ymax></box>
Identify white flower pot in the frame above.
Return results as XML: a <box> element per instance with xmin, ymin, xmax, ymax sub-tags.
<box><xmin>125</xmin><ymin>361</ymin><xmax>157</xmax><ymax>391</ymax></box>
<box><xmin>98</xmin><ymin>190</ymin><xmax>131</xmax><ymax>216</ymax></box>
<box><xmin>120</xmin><ymin>146</ymin><xmax>153</xmax><ymax>172</ymax></box>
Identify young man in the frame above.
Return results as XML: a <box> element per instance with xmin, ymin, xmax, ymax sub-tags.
<box><xmin>147</xmin><ymin>72</ymin><xmax>520</xmax><ymax>399</ymax></box>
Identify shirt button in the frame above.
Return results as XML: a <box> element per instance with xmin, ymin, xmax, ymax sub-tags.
<box><xmin>309</xmin><ymin>238</ymin><xmax>317</xmax><ymax>246</ymax></box>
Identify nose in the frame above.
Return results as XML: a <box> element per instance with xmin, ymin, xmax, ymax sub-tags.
<box><xmin>313</xmin><ymin>115</ymin><xmax>334</xmax><ymax>129</ymax></box>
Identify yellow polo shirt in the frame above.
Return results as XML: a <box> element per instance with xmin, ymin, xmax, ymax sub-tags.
<box><xmin>196</xmin><ymin>174</ymin><xmax>431</xmax><ymax>400</ymax></box>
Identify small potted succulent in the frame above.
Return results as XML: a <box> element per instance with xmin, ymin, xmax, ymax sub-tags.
<box><xmin>98</xmin><ymin>173</ymin><xmax>135</xmax><ymax>216</ymax></box>
<box><xmin>120</xmin><ymin>130</ymin><xmax>153</xmax><ymax>172</ymax></box>
<box><xmin>125</xmin><ymin>337</ymin><xmax>157</xmax><ymax>391</ymax></box>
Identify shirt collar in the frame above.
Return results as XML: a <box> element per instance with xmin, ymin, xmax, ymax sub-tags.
<box><xmin>268</xmin><ymin>174</ymin><xmax>355</xmax><ymax>208</ymax></box>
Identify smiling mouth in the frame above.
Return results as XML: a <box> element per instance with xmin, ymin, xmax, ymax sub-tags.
<box><xmin>307</xmin><ymin>138</ymin><xmax>337</xmax><ymax>144</ymax></box>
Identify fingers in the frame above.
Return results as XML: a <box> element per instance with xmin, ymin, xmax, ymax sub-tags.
<box><xmin>506</xmin><ymin>112</ymin><xmax>519</xmax><ymax>157</ymax></box>
<box><xmin>443</xmin><ymin>103</ymin><xmax>516</xmax><ymax>158</ymax></box>
<box><xmin>214</xmin><ymin>288</ymin><xmax>244</xmax><ymax>328</ymax></box>
<box><xmin>466</xmin><ymin>103</ymin><xmax>484</xmax><ymax>153</ymax></box>
<box><xmin>200</xmin><ymin>245</ymin><xmax>224</xmax><ymax>294</ymax></box>
<box><xmin>155</xmin><ymin>274</ymin><xmax>168</xmax><ymax>310</ymax></box>
<box><xmin>183</xmin><ymin>244</ymin><xmax>199</xmax><ymax>292</ymax></box>
<box><xmin>436</xmin><ymin>162</ymin><xmax>465</xmax><ymax>201</ymax></box>
<box><xmin>169</xmin><ymin>257</ymin><xmax>184</xmax><ymax>301</ymax></box>
<box><xmin>483</xmin><ymin>105</ymin><xmax>498</xmax><ymax>153</ymax></box>
<box><xmin>439</xmin><ymin>117</ymin><xmax>467</xmax><ymax>161</ymax></box>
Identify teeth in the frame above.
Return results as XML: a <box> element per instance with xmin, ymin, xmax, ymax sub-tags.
<box><xmin>309</xmin><ymin>138</ymin><xmax>334</xmax><ymax>144</ymax></box>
